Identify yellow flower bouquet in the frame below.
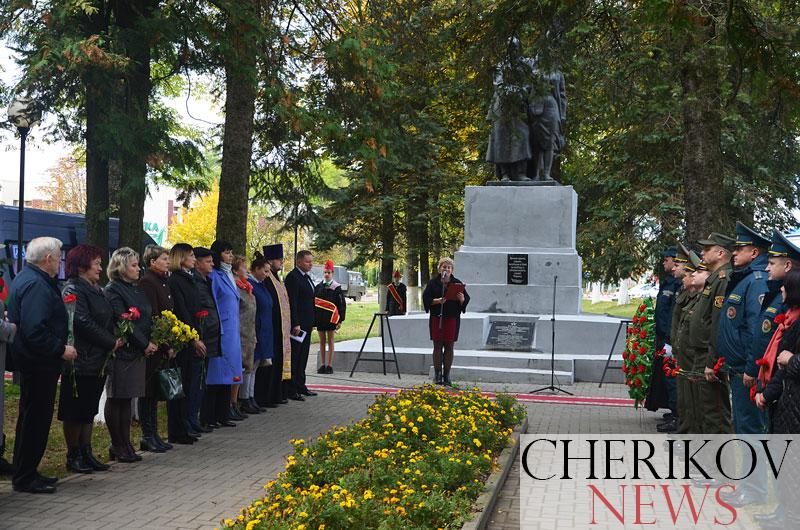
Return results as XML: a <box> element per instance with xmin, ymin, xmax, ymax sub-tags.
<box><xmin>151</xmin><ymin>309</ymin><xmax>199</xmax><ymax>351</ymax></box>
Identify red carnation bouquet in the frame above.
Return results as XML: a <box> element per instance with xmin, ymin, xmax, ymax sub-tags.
<box><xmin>100</xmin><ymin>306</ymin><xmax>141</xmax><ymax>377</ymax></box>
<box><xmin>622</xmin><ymin>299</ymin><xmax>656</xmax><ymax>406</ymax></box>
<box><xmin>662</xmin><ymin>356</ymin><xmax>726</xmax><ymax>380</ymax></box>
<box><xmin>63</xmin><ymin>293</ymin><xmax>78</xmax><ymax>397</ymax></box>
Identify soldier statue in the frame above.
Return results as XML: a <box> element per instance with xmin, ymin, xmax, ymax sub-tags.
<box><xmin>486</xmin><ymin>36</ymin><xmax>567</xmax><ymax>182</ymax></box>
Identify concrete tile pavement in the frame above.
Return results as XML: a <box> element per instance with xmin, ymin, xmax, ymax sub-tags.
<box><xmin>0</xmin><ymin>392</ymin><xmax>376</xmax><ymax>530</ymax></box>
<box><xmin>1</xmin><ymin>342</ymin><xmax>649</xmax><ymax>530</ymax></box>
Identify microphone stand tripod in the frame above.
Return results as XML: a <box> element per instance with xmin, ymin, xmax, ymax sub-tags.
<box><xmin>530</xmin><ymin>275</ymin><xmax>573</xmax><ymax>395</ymax></box>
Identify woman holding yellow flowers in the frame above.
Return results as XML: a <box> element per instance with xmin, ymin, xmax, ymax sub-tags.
<box><xmin>139</xmin><ymin>244</ymin><xmax>176</xmax><ymax>452</ymax></box>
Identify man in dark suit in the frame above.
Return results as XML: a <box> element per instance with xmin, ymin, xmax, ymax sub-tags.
<box><xmin>284</xmin><ymin>250</ymin><xmax>318</xmax><ymax>399</ymax></box>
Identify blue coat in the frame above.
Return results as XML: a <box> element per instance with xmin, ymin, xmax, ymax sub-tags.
<box><xmin>206</xmin><ymin>268</ymin><xmax>242</xmax><ymax>385</ymax></box>
<box><xmin>749</xmin><ymin>279</ymin><xmax>786</xmax><ymax>378</ymax></box>
<box><xmin>718</xmin><ymin>253</ymin><xmax>769</xmax><ymax>373</ymax></box>
<box><xmin>250</xmin><ymin>277</ymin><xmax>274</xmax><ymax>361</ymax></box>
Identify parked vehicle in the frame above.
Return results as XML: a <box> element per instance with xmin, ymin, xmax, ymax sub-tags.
<box><xmin>310</xmin><ymin>264</ymin><xmax>366</xmax><ymax>301</ymax></box>
<box><xmin>0</xmin><ymin>205</ymin><xmax>156</xmax><ymax>281</ymax></box>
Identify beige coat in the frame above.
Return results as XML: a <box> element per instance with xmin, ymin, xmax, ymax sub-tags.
<box><xmin>238</xmin><ymin>285</ymin><xmax>257</xmax><ymax>372</ymax></box>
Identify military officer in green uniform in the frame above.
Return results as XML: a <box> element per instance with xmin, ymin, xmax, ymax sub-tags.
<box><xmin>689</xmin><ymin>232</ymin><xmax>734</xmax><ymax>434</ymax></box>
<box><xmin>671</xmin><ymin>246</ymin><xmax>702</xmax><ymax>434</ymax></box>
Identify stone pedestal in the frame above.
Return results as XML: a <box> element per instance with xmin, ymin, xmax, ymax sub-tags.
<box><xmin>455</xmin><ymin>185</ymin><xmax>582</xmax><ymax>314</ymax></box>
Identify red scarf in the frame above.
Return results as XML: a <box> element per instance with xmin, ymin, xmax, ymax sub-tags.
<box><xmin>235</xmin><ymin>277</ymin><xmax>253</xmax><ymax>295</ymax></box>
<box><xmin>758</xmin><ymin>307</ymin><xmax>800</xmax><ymax>388</ymax></box>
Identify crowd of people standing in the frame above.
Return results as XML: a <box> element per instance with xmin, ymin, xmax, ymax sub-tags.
<box><xmin>0</xmin><ymin>236</ymin><xmax>345</xmax><ymax>494</ymax></box>
<box><xmin>648</xmin><ymin>223</ymin><xmax>800</xmax><ymax>528</ymax></box>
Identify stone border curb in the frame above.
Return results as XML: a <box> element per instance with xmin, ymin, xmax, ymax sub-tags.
<box><xmin>461</xmin><ymin>416</ymin><xmax>528</xmax><ymax>530</ymax></box>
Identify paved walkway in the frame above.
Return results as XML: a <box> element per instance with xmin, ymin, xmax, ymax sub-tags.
<box><xmin>0</xmin><ymin>391</ymin><xmax>375</xmax><ymax>529</ymax></box>
<box><xmin>487</xmin><ymin>382</ymin><xmax>653</xmax><ymax>529</ymax></box>
<box><xmin>0</xmin><ymin>352</ymin><xmax>650</xmax><ymax>529</ymax></box>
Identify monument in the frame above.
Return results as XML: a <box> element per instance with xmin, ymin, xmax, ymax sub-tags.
<box><xmin>334</xmin><ymin>35</ymin><xmax>624</xmax><ymax>384</ymax></box>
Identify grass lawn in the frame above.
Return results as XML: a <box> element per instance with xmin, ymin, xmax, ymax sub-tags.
<box><xmin>1</xmin><ymin>381</ymin><xmax>168</xmax><ymax>480</ymax></box>
<box><xmin>581</xmin><ymin>298</ymin><xmax>645</xmax><ymax>318</ymax></box>
<box><xmin>311</xmin><ymin>300</ymin><xmax>381</xmax><ymax>344</ymax></box>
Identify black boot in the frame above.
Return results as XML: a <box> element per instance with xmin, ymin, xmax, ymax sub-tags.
<box><xmin>80</xmin><ymin>445</ymin><xmax>110</xmax><ymax>471</ymax></box>
<box><xmin>442</xmin><ymin>373</ymin><xmax>452</xmax><ymax>387</ymax></box>
<box><xmin>434</xmin><ymin>371</ymin><xmax>443</xmax><ymax>385</ymax></box>
<box><xmin>249</xmin><ymin>397</ymin><xmax>266</xmax><ymax>413</ymax></box>
<box><xmin>66</xmin><ymin>447</ymin><xmax>93</xmax><ymax>474</ymax></box>
<box><xmin>0</xmin><ymin>435</ymin><xmax>16</xmax><ymax>475</ymax></box>
<box><xmin>139</xmin><ymin>399</ymin><xmax>165</xmax><ymax>453</ymax></box>
<box><xmin>153</xmin><ymin>432</ymin><xmax>173</xmax><ymax>451</ymax></box>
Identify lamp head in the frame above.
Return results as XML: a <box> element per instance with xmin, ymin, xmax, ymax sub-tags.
<box><xmin>7</xmin><ymin>97</ymin><xmax>41</xmax><ymax>131</ymax></box>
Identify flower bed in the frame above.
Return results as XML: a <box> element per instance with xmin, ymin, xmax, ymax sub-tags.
<box><xmin>222</xmin><ymin>386</ymin><xmax>526</xmax><ymax>530</ymax></box>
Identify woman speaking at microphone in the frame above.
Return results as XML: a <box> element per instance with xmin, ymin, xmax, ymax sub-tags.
<box><xmin>422</xmin><ymin>258</ymin><xmax>470</xmax><ymax>386</ymax></box>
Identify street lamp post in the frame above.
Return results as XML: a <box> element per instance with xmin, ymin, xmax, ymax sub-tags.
<box><xmin>7</xmin><ymin>97</ymin><xmax>40</xmax><ymax>275</ymax></box>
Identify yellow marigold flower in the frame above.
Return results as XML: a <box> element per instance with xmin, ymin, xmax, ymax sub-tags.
<box><xmin>299</xmin><ymin>511</ymin><xmax>308</xmax><ymax>518</ymax></box>
<box><xmin>363</xmin><ymin>489</ymin><xmax>374</xmax><ymax>500</ymax></box>
<box><xmin>473</xmin><ymin>438</ymin><xmax>482</xmax><ymax>447</ymax></box>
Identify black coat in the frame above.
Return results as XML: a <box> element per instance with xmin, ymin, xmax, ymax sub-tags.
<box><xmin>771</xmin><ymin>320</ymin><xmax>800</xmax><ymax>434</ymax></box>
<box><xmin>285</xmin><ymin>267</ymin><xmax>316</xmax><ymax>331</ymax></box>
<box><xmin>386</xmin><ymin>282</ymin><xmax>407</xmax><ymax>316</ymax></box>
<box><xmin>422</xmin><ymin>274</ymin><xmax>470</xmax><ymax>318</ymax></box>
<box><xmin>62</xmin><ymin>277</ymin><xmax>117</xmax><ymax>376</ymax></box>
<box><xmin>104</xmin><ymin>279</ymin><xmax>153</xmax><ymax>362</ymax></box>
<box><xmin>194</xmin><ymin>272</ymin><xmax>221</xmax><ymax>358</ymax></box>
<box><xmin>314</xmin><ymin>282</ymin><xmax>347</xmax><ymax>331</ymax></box>
<box><xmin>7</xmin><ymin>264</ymin><xmax>68</xmax><ymax>373</ymax></box>
<box><xmin>168</xmin><ymin>270</ymin><xmax>201</xmax><ymax>331</ymax></box>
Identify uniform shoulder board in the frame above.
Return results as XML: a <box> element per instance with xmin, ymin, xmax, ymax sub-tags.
<box><xmin>718</xmin><ymin>270</ymin><xmax>727</xmax><ymax>279</ymax></box>
<box><xmin>766</xmin><ymin>307</ymin><xmax>778</xmax><ymax>314</ymax></box>
<box><xmin>702</xmin><ymin>288</ymin><xmax>711</xmax><ymax>296</ymax></box>
<box><xmin>663</xmin><ymin>290</ymin><xmax>674</xmax><ymax>297</ymax></box>
<box><xmin>754</xmin><ymin>271</ymin><xmax>764</xmax><ymax>279</ymax></box>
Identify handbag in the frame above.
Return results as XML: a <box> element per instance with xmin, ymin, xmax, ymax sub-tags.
<box><xmin>157</xmin><ymin>363</ymin><xmax>185</xmax><ymax>401</ymax></box>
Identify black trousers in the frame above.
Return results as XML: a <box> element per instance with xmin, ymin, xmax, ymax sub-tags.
<box><xmin>201</xmin><ymin>384</ymin><xmax>230</xmax><ymax>424</ymax></box>
<box><xmin>13</xmin><ymin>370</ymin><xmax>60</xmax><ymax>487</ymax></box>
<box><xmin>167</xmin><ymin>350</ymin><xmax>191</xmax><ymax>437</ymax></box>
<box><xmin>290</xmin><ymin>330</ymin><xmax>311</xmax><ymax>395</ymax></box>
<box><xmin>254</xmin><ymin>364</ymin><xmax>272</xmax><ymax>406</ymax></box>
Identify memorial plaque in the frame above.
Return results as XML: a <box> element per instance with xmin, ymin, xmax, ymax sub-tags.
<box><xmin>485</xmin><ymin>320</ymin><xmax>536</xmax><ymax>351</ymax></box>
<box><xmin>507</xmin><ymin>253</ymin><xmax>528</xmax><ymax>285</ymax></box>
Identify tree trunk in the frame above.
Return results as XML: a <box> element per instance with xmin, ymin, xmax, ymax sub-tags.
<box><xmin>84</xmin><ymin>76</ymin><xmax>110</xmax><ymax>255</ymax></box>
<box><xmin>419</xmin><ymin>214</ymin><xmax>430</xmax><ymax>286</ymax></box>
<box><xmin>680</xmin><ymin>2</ymin><xmax>730</xmax><ymax>243</ymax></box>
<box><xmin>429</xmin><ymin>189</ymin><xmax>441</xmax><ymax>280</ymax></box>
<box><xmin>216</xmin><ymin>2</ymin><xmax>259</xmax><ymax>254</ymax></box>
<box><xmin>405</xmin><ymin>196</ymin><xmax>421</xmax><ymax>311</ymax></box>
<box><xmin>378</xmin><ymin>206</ymin><xmax>395</xmax><ymax>312</ymax></box>
<box><xmin>115</xmin><ymin>0</ymin><xmax>156</xmax><ymax>253</ymax></box>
